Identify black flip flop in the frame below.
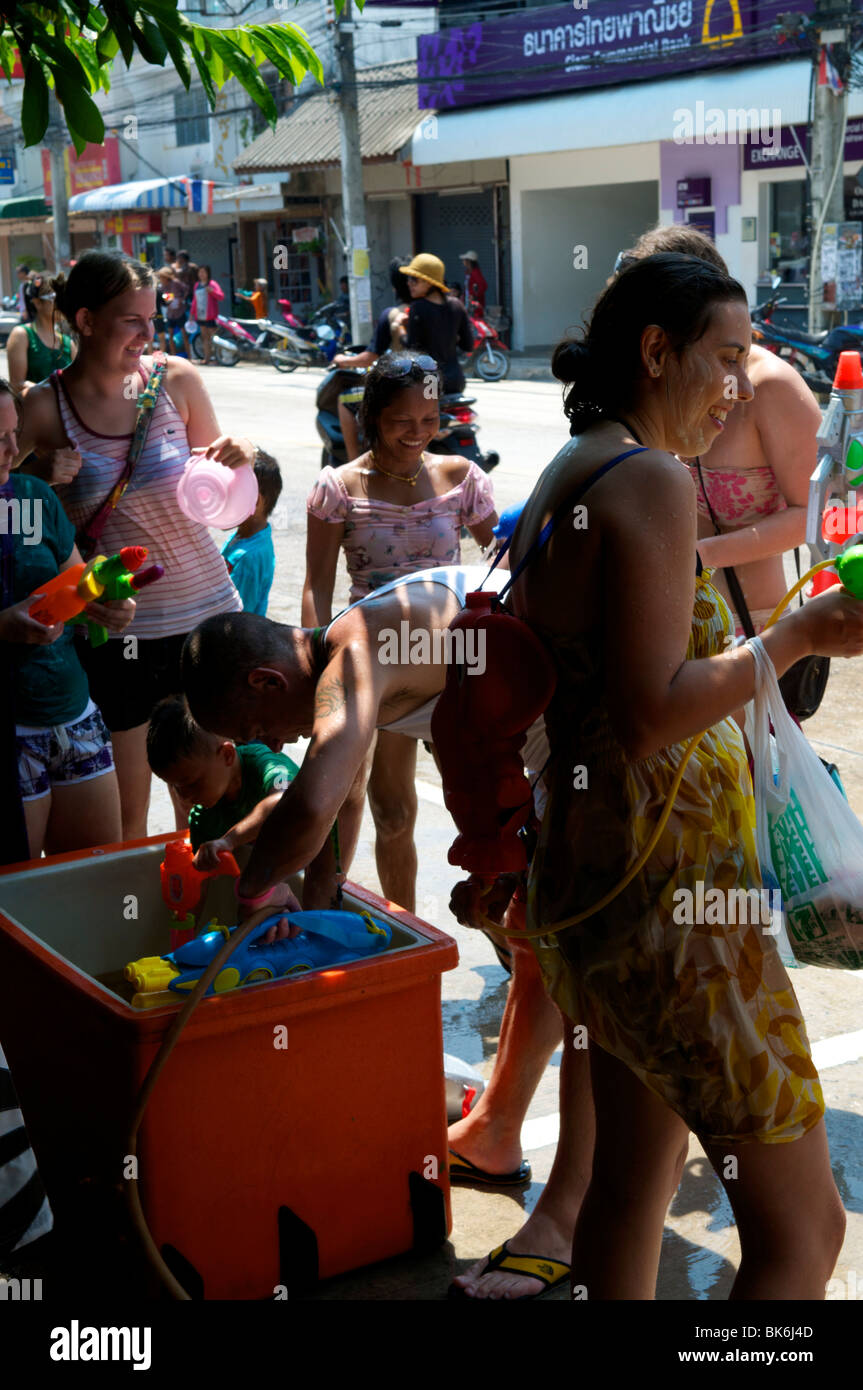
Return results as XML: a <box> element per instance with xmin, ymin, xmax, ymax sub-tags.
<box><xmin>448</xmin><ymin>1147</ymin><xmax>531</xmax><ymax>1188</ymax></box>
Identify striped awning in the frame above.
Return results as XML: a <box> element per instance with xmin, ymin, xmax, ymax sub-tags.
<box><xmin>68</xmin><ymin>178</ymin><xmax>215</xmax><ymax>214</ymax></box>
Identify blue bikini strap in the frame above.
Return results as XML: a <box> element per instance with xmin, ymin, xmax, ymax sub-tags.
<box><xmin>491</xmin><ymin>447</ymin><xmax>648</xmax><ymax>604</ymax></box>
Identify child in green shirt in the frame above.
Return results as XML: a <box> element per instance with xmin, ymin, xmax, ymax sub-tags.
<box><xmin>147</xmin><ymin>696</ymin><xmax>302</xmax><ymax>912</ymax></box>
<box><xmin>147</xmin><ymin>696</ymin><xmax>348</xmax><ymax>913</ymax></box>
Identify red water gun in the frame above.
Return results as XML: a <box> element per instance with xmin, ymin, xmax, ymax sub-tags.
<box><xmin>160</xmin><ymin>839</ymin><xmax>241</xmax><ymax>950</ymax></box>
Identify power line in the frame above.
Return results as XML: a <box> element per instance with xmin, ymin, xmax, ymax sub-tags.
<box><xmin>66</xmin><ymin>24</ymin><xmax>823</xmax><ymax>137</ymax></box>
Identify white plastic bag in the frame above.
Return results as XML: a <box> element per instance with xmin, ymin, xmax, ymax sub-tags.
<box><xmin>747</xmin><ymin>636</ymin><xmax>863</xmax><ymax>970</ymax></box>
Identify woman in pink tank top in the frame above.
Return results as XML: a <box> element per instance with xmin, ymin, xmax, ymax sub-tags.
<box><xmin>303</xmin><ymin>351</ymin><xmax>497</xmax><ymax>913</ymax></box>
<box><xmin>16</xmin><ymin>251</ymin><xmax>249</xmax><ymax>840</ymax></box>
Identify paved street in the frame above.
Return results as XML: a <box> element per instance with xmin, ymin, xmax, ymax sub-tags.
<box><xmin>15</xmin><ymin>352</ymin><xmax>863</xmax><ymax>1300</ymax></box>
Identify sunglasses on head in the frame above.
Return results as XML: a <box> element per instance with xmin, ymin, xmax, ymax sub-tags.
<box><xmin>613</xmin><ymin>251</ymin><xmax>636</xmax><ymax>274</ymax></box>
<box><xmin>385</xmin><ymin>353</ymin><xmax>439</xmax><ymax>376</ymax></box>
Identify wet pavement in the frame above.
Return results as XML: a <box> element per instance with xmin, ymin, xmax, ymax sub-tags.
<box><xmin>124</xmin><ymin>360</ymin><xmax>863</xmax><ymax>1300</ymax></box>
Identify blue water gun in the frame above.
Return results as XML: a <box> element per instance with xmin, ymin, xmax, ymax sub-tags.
<box><xmin>125</xmin><ymin>909</ymin><xmax>392</xmax><ymax>998</ymax></box>
<box><xmin>492</xmin><ymin>501</ymin><xmax>526</xmax><ymax>543</ymax></box>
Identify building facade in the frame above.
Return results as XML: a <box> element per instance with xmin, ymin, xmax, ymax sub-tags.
<box><xmin>410</xmin><ymin>0</ymin><xmax>855</xmax><ymax>350</ymax></box>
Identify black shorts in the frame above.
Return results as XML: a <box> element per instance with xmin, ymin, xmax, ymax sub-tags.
<box><xmin>197</xmin><ymin>319</ymin><xmax>217</xmax><ymax>329</ymax></box>
<box><xmin>78</xmin><ymin>631</ymin><xmax>188</xmax><ymax>733</ymax></box>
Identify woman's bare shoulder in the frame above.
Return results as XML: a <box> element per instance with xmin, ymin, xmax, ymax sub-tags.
<box><xmin>20</xmin><ymin>375</ymin><xmax>60</xmax><ymax>420</ymax></box>
<box><xmin>430</xmin><ymin>453</ymin><xmax>471</xmax><ymax>486</ymax></box>
<box><xmin>157</xmin><ymin>352</ymin><xmax>195</xmax><ymax>380</ymax></box>
<box><xmin>335</xmin><ymin>457</ymin><xmax>370</xmax><ymax>495</ymax></box>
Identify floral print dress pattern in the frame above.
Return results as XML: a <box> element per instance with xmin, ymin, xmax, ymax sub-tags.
<box><xmin>527</xmin><ymin>570</ymin><xmax>824</xmax><ymax>1145</ymax></box>
<box><xmin>307</xmin><ymin>462</ymin><xmax>496</xmax><ymax>602</ymax></box>
<box><xmin>687</xmin><ymin>461</ymin><xmax>784</xmax><ymax>525</ymax></box>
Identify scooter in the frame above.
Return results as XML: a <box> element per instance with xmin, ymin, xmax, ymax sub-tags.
<box><xmin>315</xmin><ymin>366</ymin><xmax>499</xmax><ymax>473</ymax></box>
<box><xmin>462</xmin><ymin>299</ymin><xmax>510</xmax><ymax>382</ymax></box>
<box><xmin>751</xmin><ymin>280</ymin><xmax>863</xmax><ymax>385</ymax></box>
<box><xmin>277</xmin><ymin>299</ymin><xmax>350</xmax><ymax>364</ymax></box>
<box><xmin>204</xmin><ymin>311</ymin><xmax>308</xmax><ymax>371</ymax></box>
<box><xmin>0</xmin><ymin>292</ymin><xmax>19</xmax><ymax>346</ymax></box>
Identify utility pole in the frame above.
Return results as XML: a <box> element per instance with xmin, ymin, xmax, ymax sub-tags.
<box><xmin>333</xmin><ymin>0</ymin><xmax>372</xmax><ymax>345</ymax></box>
<box><xmin>44</xmin><ymin>95</ymin><xmax>70</xmax><ymax>276</ymax></box>
<box><xmin>807</xmin><ymin>3</ymin><xmax>850</xmax><ymax>331</ymax></box>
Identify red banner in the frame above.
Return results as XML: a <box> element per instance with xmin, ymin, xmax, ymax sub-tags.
<box><xmin>0</xmin><ymin>48</ymin><xmax>25</xmax><ymax>81</ymax></box>
<box><xmin>42</xmin><ymin>138</ymin><xmax>122</xmax><ymax>204</ymax></box>
<box><xmin>104</xmin><ymin>213</ymin><xmax>162</xmax><ymax>234</ymax></box>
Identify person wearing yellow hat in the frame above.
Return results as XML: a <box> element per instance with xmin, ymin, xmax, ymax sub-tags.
<box><xmin>400</xmin><ymin>253</ymin><xmax>474</xmax><ymax>394</ymax></box>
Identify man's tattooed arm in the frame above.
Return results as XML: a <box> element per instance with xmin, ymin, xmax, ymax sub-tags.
<box><xmin>314</xmin><ymin>673</ymin><xmax>348</xmax><ymax>720</ymax></box>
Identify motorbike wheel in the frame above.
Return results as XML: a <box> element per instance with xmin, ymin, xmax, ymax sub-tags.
<box><xmin>475</xmin><ymin>346</ymin><xmax>509</xmax><ymax>382</ymax></box>
<box><xmin>214</xmin><ymin>341</ymin><xmax>238</xmax><ymax>367</ymax></box>
<box><xmin>272</xmin><ymin>345</ymin><xmax>300</xmax><ymax>373</ymax></box>
<box><xmin>191</xmin><ymin>333</ymin><xmax>204</xmax><ymax>362</ymax></box>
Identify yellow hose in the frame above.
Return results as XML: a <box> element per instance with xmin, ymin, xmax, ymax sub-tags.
<box><xmin>499</xmin><ymin>560</ymin><xmax>832</xmax><ymax>940</ymax></box>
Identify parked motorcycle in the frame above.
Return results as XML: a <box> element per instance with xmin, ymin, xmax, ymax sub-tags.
<box><xmin>0</xmin><ymin>293</ymin><xmax>21</xmax><ymax>345</ymax></box>
<box><xmin>315</xmin><ymin>366</ymin><xmax>499</xmax><ymax>473</ymax></box>
<box><xmin>462</xmin><ymin>299</ymin><xmax>510</xmax><ymax>382</ymax></box>
<box><xmin>751</xmin><ymin>283</ymin><xmax>863</xmax><ymax>384</ymax></box>
<box><xmin>198</xmin><ymin>310</ymin><xmax>308</xmax><ymax>371</ymax></box>
<box><xmin>275</xmin><ymin>299</ymin><xmax>350</xmax><ymax>365</ymax></box>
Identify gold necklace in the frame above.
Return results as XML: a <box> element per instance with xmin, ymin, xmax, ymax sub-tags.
<box><xmin>370</xmin><ymin>451</ymin><xmax>426</xmax><ymax>486</ymax></box>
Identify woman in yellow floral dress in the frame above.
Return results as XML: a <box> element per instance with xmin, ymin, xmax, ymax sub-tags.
<box><xmin>508</xmin><ymin>253</ymin><xmax>863</xmax><ymax>1299</ymax></box>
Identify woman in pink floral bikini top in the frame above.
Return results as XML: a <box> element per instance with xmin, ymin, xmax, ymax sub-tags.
<box><xmin>303</xmin><ymin>351</ymin><xmax>498</xmax><ymax>914</ymax></box>
<box><xmin>687</xmin><ymin>455</ymin><xmax>789</xmax><ymax>634</ymax></box>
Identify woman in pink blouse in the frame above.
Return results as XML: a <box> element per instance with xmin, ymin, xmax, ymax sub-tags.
<box><xmin>302</xmin><ymin>350</ymin><xmax>498</xmax><ymax>912</ymax></box>
<box><xmin>192</xmin><ymin>266</ymin><xmax>224</xmax><ymax>367</ymax></box>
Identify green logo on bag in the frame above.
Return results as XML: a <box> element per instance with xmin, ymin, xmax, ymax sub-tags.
<box><xmin>768</xmin><ymin>789</ymin><xmax>829</xmax><ymax>897</ymax></box>
<box><xmin>787</xmin><ymin>901</ymin><xmax>828</xmax><ymax>943</ymax></box>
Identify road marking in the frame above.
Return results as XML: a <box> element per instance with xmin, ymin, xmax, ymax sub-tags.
<box><xmin>519</xmin><ymin>1027</ymin><xmax>863</xmax><ymax>1152</ymax></box>
<box><xmin>520</xmin><ymin>1112</ymin><xmax>561</xmax><ymax>1151</ymax></box>
<box><xmin>416</xmin><ymin>780</ymin><xmax>445</xmax><ymax>806</ymax></box>
<box><xmin>809</xmin><ymin>737</ymin><xmax>863</xmax><ymax>760</ymax></box>
<box><xmin>812</xmin><ymin>1027</ymin><xmax>863</xmax><ymax>1069</ymax></box>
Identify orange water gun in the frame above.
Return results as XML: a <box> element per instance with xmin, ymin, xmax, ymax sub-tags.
<box><xmin>160</xmin><ymin>839</ymin><xmax>241</xmax><ymax>950</ymax></box>
<box><xmin>29</xmin><ymin>547</ymin><xmax>163</xmax><ymax>645</ymax></box>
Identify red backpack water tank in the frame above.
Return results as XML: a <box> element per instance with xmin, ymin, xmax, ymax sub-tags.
<box><xmin>431</xmin><ymin>591</ymin><xmax>557</xmax><ymax>875</ymax></box>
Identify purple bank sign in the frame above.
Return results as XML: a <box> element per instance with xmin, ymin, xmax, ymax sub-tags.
<box><xmin>744</xmin><ymin>117</ymin><xmax>863</xmax><ymax>170</ymax></box>
<box><xmin>418</xmin><ymin>0</ymin><xmax>814</xmax><ymax>111</ymax></box>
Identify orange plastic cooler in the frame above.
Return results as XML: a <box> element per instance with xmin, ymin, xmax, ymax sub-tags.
<box><xmin>0</xmin><ymin>835</ymin><xmax>458</xmax><ymax>1298</ymax></box>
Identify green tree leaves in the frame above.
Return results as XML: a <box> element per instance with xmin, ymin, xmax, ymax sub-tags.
<box><xmin>21</xmin><ymin>58</ymin><xmax>49</xmax><ymax>147</ymax></box>
<box><xmin>4</xmin><ymin>2</ymin><xmax>334</xmax><ymax>149</ymax></box>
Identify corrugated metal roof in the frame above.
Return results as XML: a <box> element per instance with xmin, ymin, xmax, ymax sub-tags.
<box><xmin>233</xmin><ymin>61</ymin><xmax>433</xmax><ymax>174</ymax></box>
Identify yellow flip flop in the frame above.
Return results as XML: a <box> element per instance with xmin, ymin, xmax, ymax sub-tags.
<box><xmin>448</xmin><ymin>1240</ymin><xmax>571</xmax><ymax>1300</ymax></box>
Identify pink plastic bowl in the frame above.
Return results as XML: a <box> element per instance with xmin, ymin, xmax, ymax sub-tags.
<box><xmin>176</xmin><ymin>455</ymin><xmax>259</xmax><ymax>529</ymax></box>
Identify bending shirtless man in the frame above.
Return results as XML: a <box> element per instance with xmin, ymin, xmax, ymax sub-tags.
<box><xmin>180</xmin><ymin>565</ymin><xmax>567</xmax><ymax>1239</ymax></box>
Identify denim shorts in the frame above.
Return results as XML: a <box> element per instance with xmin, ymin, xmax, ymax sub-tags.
<box><xmin>16</xmin><ymin>699</ymin><xmax>115</xmax><ymax>801</ymax></box>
